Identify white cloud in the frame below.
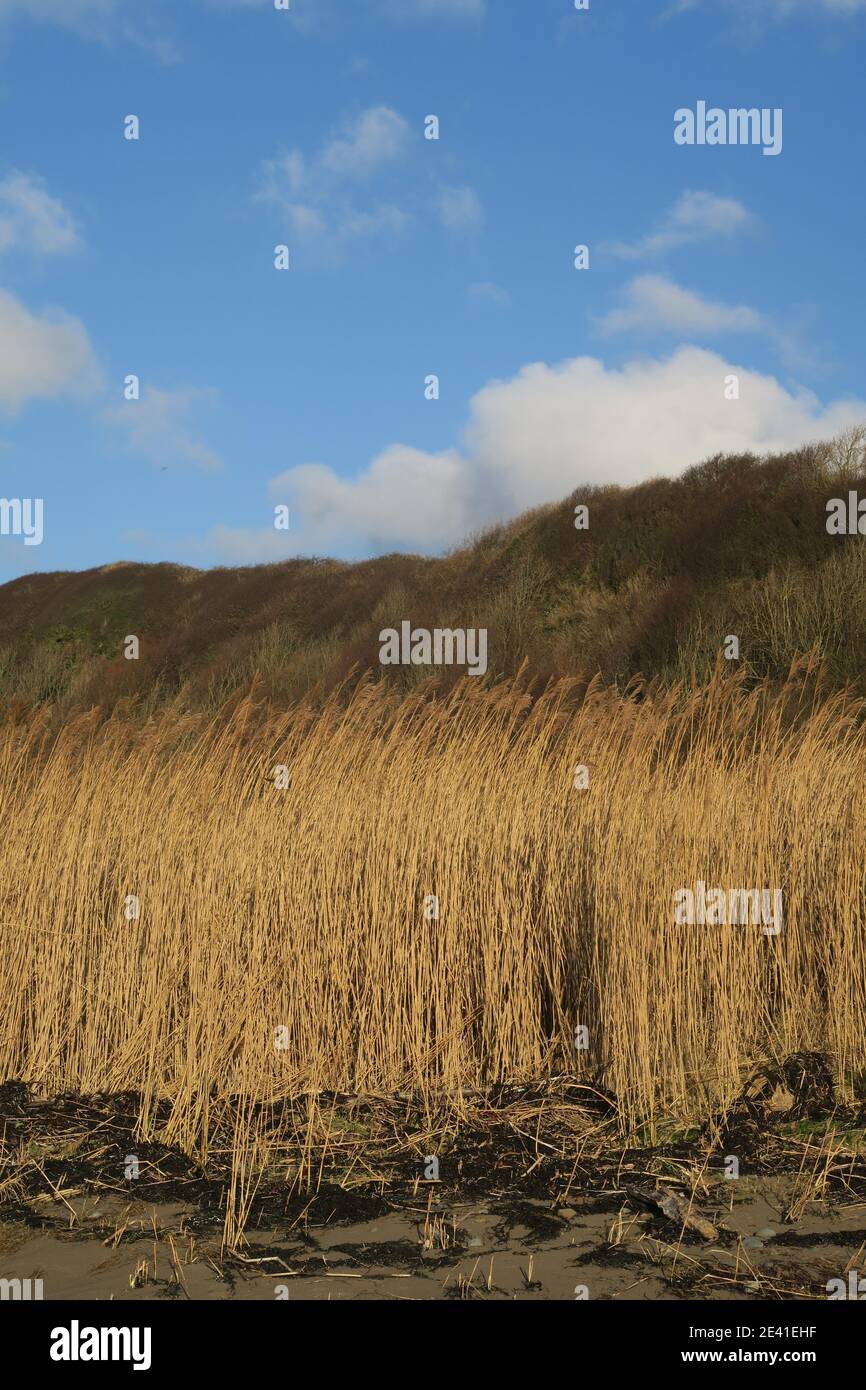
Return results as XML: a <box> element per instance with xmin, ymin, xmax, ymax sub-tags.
<box><xmin>319</xmin><ymin>106</ymin><xmax>410</xmax><ymax>180</ymax></box>
<box><xmin>0</xmin><ymin>288</ymin><xmax>100</xmax><ymax>411</ymax></box>
<box><xmin>211</xmin><ymin>445</ymin><xmax>470</xmax><ymax>561</ymax></box>
<box><xmin>437</xmin><ymin>185</ymin><xmax>483</xmax><ymax>231</ymax></box>
<box><xmin>598</xmin><ymin>274</ymin><xmax>766</xmax><ymax>337</ymax></box>
<box><xmin>210</xmin><ymin>346</ymin><xmax>866</xmax><ymax>560</ymax></box>
<box><xmin>258</xmin><ymin>112</ymin><xmax>481</xmax><ymax>254</ymax></box>
<box><xmin>104</xmin><ymin>385</ymin><xmax>222</xmax><ymax>472</ymax></box>
<box><xmin>607</xmin><ymin>191</ymin><xmax>755</xmax><ymax>260</ymax></box>
<box><xmin>0</xmin><ymin>171</ymin><xmax>82</xmax><ymax>255</ymax></box>
<box><xmin>0</xmin><ymin>0</ymin><xmax>179</xmax><ymax>56</ymax></box>
<box><xmin>257</xmin><ymin>106</ymin><xmax>411</xmax><ymax>250</ymax></box>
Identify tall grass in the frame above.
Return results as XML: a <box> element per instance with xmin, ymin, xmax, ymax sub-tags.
<box><xmin>0</xmin><ymin>663</ymin><xmax>864</xmax><ymax>1167</ymax></box>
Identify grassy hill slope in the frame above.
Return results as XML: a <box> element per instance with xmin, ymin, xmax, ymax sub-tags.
<box><xmin>3</xmin><ymin>438</ymin><xmax>866</xmax><ymax>715</ymax></box>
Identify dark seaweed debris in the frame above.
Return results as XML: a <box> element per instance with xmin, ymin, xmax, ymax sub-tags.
<box><xmin>2</xmin><ymin>1054</ymin><xmax>864</xmax><ymax>1241</ymax></box>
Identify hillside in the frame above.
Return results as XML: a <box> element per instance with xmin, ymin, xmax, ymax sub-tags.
<box><xmin>2</xmin><ymin>436</ymin><xmax>866</xmax><ymax>715</ymax></box>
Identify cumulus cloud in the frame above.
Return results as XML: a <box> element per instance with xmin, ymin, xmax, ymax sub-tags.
<box><xmin>257</xmin><ymin>106</ymin><xmax>411</xmax><ymax>251</ymax></box>
<box><xmin>598</xmin><ymin>275</ymin><xmax>766</xmax><ymax>338</ymax></box>
<box><xmin>607</xmin><ymin>191</ymin><xmax>755</xmax><ymax>260</ymax></box>
<box><xmin>212</xmin><ymin>446</ymin><xmax>469</xmax><ymax>562</ymax></box>
<box><xmin>262</xmin><ymin>106</ymin><xmax>411</xmax><ymax>197</ymax></box>
<box><xmin>104</xmin><ymin>385</ymin><xmax>222</xmax><ymax>472</ymax></box>
<box><xmin>0</xmin><ymin>171</ymin><xmax>82</xmax><ymax>256</ymax></box>
<box><xmin>437</xmin><ymin>185</ymin><xmax>483</xmax><ymax>231</ymax></box>
<box><xmin>0</xmin><ymin>289</ymin><xmax>100</xmax><ymax>411</ymax></box>
<box><xmin>258</xmin><ymin>111</ymin><xmax>482</xmax><ymax>255</ymax></box>
<box><xmin>319</xmin><ymin>106</ymin><xmax>411</xmax><ymax>181</ymax></box>
<box><xmin>209</xmin><ymin>346</ymin><xmax>866</xmax><ymax>561</ymax></box>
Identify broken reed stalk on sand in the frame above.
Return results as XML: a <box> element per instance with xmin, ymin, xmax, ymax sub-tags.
<box><xmin>0</xmin><ymin>660</ymin><xmax>864</xmax><ymax>1164</ymax></box>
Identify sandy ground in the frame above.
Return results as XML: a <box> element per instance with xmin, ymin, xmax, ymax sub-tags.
<box><xmin>2</xmin><ymin>1178</ymin><xmax>864</xmax><ymax>1301</ymax></box>
<box><xmin>3</xmin><ymin>1061</ymin><xmax>864</xmax><ymax>1302</ymax></box>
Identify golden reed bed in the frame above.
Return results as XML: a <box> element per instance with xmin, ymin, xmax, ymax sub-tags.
<box><xmin>1</xmin><ymin>661</ymin><xmax>864</xmax><ymax>1160</ymax></box>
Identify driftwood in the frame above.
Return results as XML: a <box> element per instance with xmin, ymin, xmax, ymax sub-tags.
<box><xmin>625</xmin><ymin>1184</ymin><xmax>719</xmax><ymax>1241</ymax></box>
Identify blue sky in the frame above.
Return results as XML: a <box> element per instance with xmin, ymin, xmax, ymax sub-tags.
<box><xmin>1</xmin><ymin>0</ymin><xmax>865</xmax><ymax>578</ymax></box>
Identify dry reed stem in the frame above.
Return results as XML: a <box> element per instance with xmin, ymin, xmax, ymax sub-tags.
<box><xmin>1</xmin><ymin>665</ymin><xmax>864</xmax><ymax>1194</ymax></box>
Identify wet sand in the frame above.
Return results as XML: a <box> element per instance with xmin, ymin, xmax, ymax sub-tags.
<box><xmin>3</xmin><ymin>1061</ymin><xmax>864</xmax><ymax>1302</ymax></box>
<box><xmin>2</xmin><ymin>1177</ymin><xmax>864</xmax><ymax>1301</ymax></box>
